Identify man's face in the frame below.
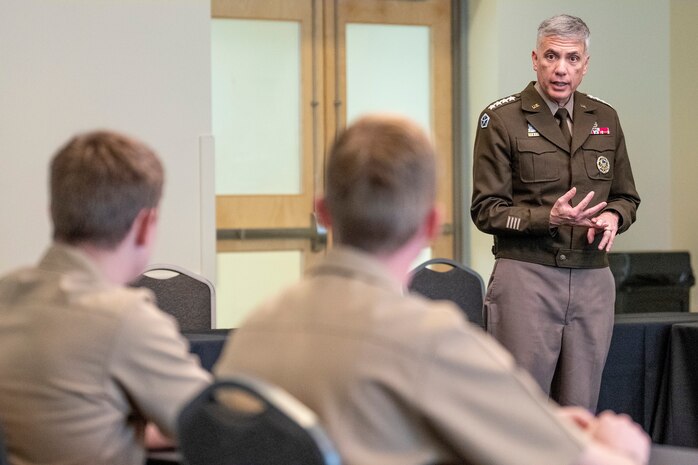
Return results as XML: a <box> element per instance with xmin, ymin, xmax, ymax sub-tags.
<box><xmin>532</xmin><ymin>35</ymin><xmax>589</xmax><ymax>106</ymax></box>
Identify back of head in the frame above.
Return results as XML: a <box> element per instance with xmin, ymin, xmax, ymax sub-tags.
<box><xmin>50</xmin><ymin>130</ymin><xmax>164</xmax><ymax>249</ymax></box>
<box><xmin>324</xmin><ymin>114</ymin><xmax>436</xmax><ymax>254</ymax></box>
<box><xmin>537</xmin><ymin>14</ymin><xmax>590</xmax><ymax>52</ymax></box>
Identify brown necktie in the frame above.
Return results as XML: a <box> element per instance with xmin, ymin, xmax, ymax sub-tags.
<box><xmin>555</xmin><ymin>108</ymin><xmax>572</xmax><ymax>148</ymax></box>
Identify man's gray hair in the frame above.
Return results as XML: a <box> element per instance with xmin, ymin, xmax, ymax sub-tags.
<box><xmin>537</xmin><ymin>14</ymin><xmax>590</xmax><ymax>53</ymax></box>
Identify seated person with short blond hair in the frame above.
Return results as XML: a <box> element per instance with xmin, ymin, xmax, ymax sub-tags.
<box><xmin>0</xmin><ymin>131</ymin><xmax>211</xmax><ymax>465</ymax></box>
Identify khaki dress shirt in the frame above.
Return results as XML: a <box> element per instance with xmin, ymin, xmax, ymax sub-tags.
<box><xmin>215</xmin><ymin>247</ymin><xmax>589</xmax><ymax>465</ymax></box>
<box><xmin>0</xmin><ymin>244</ymin><xmax>211</xmax><ymax>465</ymax></box>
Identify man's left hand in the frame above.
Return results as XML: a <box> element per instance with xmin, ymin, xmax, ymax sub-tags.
<box><xmin>587</xmin><ymin>211</ymin><xmax>620</xmax><ymax>252</ymax></box>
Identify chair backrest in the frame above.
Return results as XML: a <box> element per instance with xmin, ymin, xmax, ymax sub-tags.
<box><xmin>130</xmin><ymin>264</ymin><xmax>215</xmax><ymax>331</ymax></box>
<box><xmin>178</xmin><ymin>375</ymin><xmax>341</xmax><ymax>465</ymax></box>
<box><xmin>408</xmin><ymin>257</ymin><xmax>486</xmax><ymax>328</ymax></box>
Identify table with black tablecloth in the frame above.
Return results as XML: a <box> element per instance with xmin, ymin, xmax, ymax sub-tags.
<box><xmin>650</xmin><ymin>321</ymin><xmax>698</xmax><ymax>447</ymax></box>
<box><xmin>597</xmin><ymin>312</ymin><xmax>698</xmax><ymax>447</ymax></box>
<box><xmin>597</xmin><ymin>313</ymin><xmax>698</xmax><ymax>430</ymax></box>
<box><xmin>183</xmin><ymin>316</ymin><xmax>698</xmax><ymax>447</ymax></box>
<box><xmin>183</xmin><ymin>329</ymin><xmax>233</xmax><ymax>371</ymax></box>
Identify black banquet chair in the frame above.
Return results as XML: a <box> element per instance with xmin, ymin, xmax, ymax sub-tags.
<box><xmin>130</xmin><ymin>263</ymin><xmax>215</xmax><ymax>331</ymax></box>
<box><xmin>178</xmin><ymin>375</ymin><xmax>341</xmax><ymax>465</ymax></box>
<box><xmin>408</xmin><ymin>257</ymin><xmax>486</xmax><ymax>328</ymax></box>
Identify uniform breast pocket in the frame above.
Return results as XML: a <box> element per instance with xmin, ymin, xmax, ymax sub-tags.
<box><xmin>516</xmin><ymin>138</ymin><xmax>561</xmax><ymax>183</ymax></box>
<box><xmin>582</xmin><ymin>137</ymin><xmax>615</xmax><ymax>181</ymax></box>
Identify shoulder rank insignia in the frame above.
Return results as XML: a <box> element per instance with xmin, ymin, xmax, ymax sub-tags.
<box><xmin>487</xmin><ymin>94</ymin><xmax>520</xmax><ymax>111</ymax></box>
<box><xmin>586</xmin><ymin>94</ymin><xmax>613</xmax><ymax>108</ymax></box>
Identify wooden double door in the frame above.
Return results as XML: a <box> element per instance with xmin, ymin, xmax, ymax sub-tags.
<box><xmin>212</xmin><ymin>0</ymin><xmax>454</xmax><ymax>327</ymax></box>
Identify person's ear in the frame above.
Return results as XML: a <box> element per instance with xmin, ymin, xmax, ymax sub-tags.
<box><xmin>531</xmin><ymin>49</ymin><xmax>539</xmax><ymax>71</ymax></box>
<box><xmin>424</xmin><ymin>204</ymin><xmax>443</xmax><ymax>242</ymax></box>
<box><xmin>315</xmin><ymin>197</ymin><xmax>332</xmax><ymax>228</ymax></box>
<box><xmin>134</xmin><ymin>208</ymin><xmax>158</xmax><ymax>247</ymax></box>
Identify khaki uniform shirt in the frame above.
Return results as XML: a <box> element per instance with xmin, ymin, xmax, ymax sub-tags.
<box><xmin>214</xmin><ymin>247</ymin><xmax>589</xmax><ymax>465</ymax></box>
<box><xmin>0</xmin><ymin>244</ymin><xmax>211</xmax><ymax>465</ymax></box>
<box><xmin>471</xmin><ymin>82</ymin><xmax>641</xmax><ymax>268</ymax></box>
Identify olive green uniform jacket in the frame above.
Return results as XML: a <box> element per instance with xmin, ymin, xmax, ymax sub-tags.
<box><xmin>471</xmin><ymin>82</ymin><xmax>640</xmax><ymax>268</ymax></box>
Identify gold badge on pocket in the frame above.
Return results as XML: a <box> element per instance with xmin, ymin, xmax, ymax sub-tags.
<box><xmin>597</xmin><ymin>156</ymin><xmax>610</xmax><ymax>174</ymax></box>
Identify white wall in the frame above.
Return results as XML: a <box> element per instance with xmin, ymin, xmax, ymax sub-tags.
<box><xmin>670</xmin><ymin>1</ymin><xmax>698</xmax><ymax>309</ymax></box>
<box><xmin>0</xmin><ymin>0</ymin><xmax>215</xmax><ymax>279</ymax></box>
<box><xmin>467</xmin><ymin>1</ymin><xmax>673</xmax><ymax>289</ymax></box>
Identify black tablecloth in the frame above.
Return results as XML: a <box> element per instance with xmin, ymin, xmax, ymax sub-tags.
<box><xmin>651</xmin><ymin>321</ymin><xmax>698</xmax><ymax>447</ymax></box>
<box><xmin>184</xmin><ymin>329</ymin><xmax>233</xmax><ymax>372</ymax></box>
<box><xmin>597</xmin><ymin>313</ymin><xmax>698</xmax><ymax>431</ymax></box>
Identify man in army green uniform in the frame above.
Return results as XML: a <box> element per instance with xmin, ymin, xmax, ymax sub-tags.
<box><xmin>471</xmin><ymin>14</ymin><xmax>640</xmax><ymax>411</ymax></box>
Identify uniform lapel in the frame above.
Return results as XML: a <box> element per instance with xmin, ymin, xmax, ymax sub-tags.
<box><xmin>572</xmin><ymin>94</ymin><xmax>597</xmax><ymax>155</ymax></box>
<box><xmin>521</xmin><ymin>84</ymin><xmax>570</xmax><ymax>153</ymax></box>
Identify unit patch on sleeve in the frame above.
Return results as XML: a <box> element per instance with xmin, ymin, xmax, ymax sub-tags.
<box><xmin>480</xmin><ymin>113</ymin><xmax>490</xmax><ymax>129</ymax></box>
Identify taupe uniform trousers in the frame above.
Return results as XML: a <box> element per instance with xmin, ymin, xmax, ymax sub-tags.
<box><xmin>485</xmin><ymin>258</ymin><xmax>615</xmax><ymax>410</ymax></box>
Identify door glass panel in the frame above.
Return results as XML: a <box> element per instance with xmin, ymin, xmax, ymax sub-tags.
<box><xmin>216</xmin><ymin>250</ymin><xmax>302</xmax><ymax>328</ymax></box>
<box><xmin>212</xmin><ymin>18</ymin><xmax>302</xmax><ymax>195</ymax></box>
<box><xmin>346</xmin><ymin>23</ymin><xmax>433</xmax><ymax>265</ymax></box>
<box><xmin>345</xmin><ymin>23</ymin><xmax>431</xmax><ymax>132</ymax></box>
